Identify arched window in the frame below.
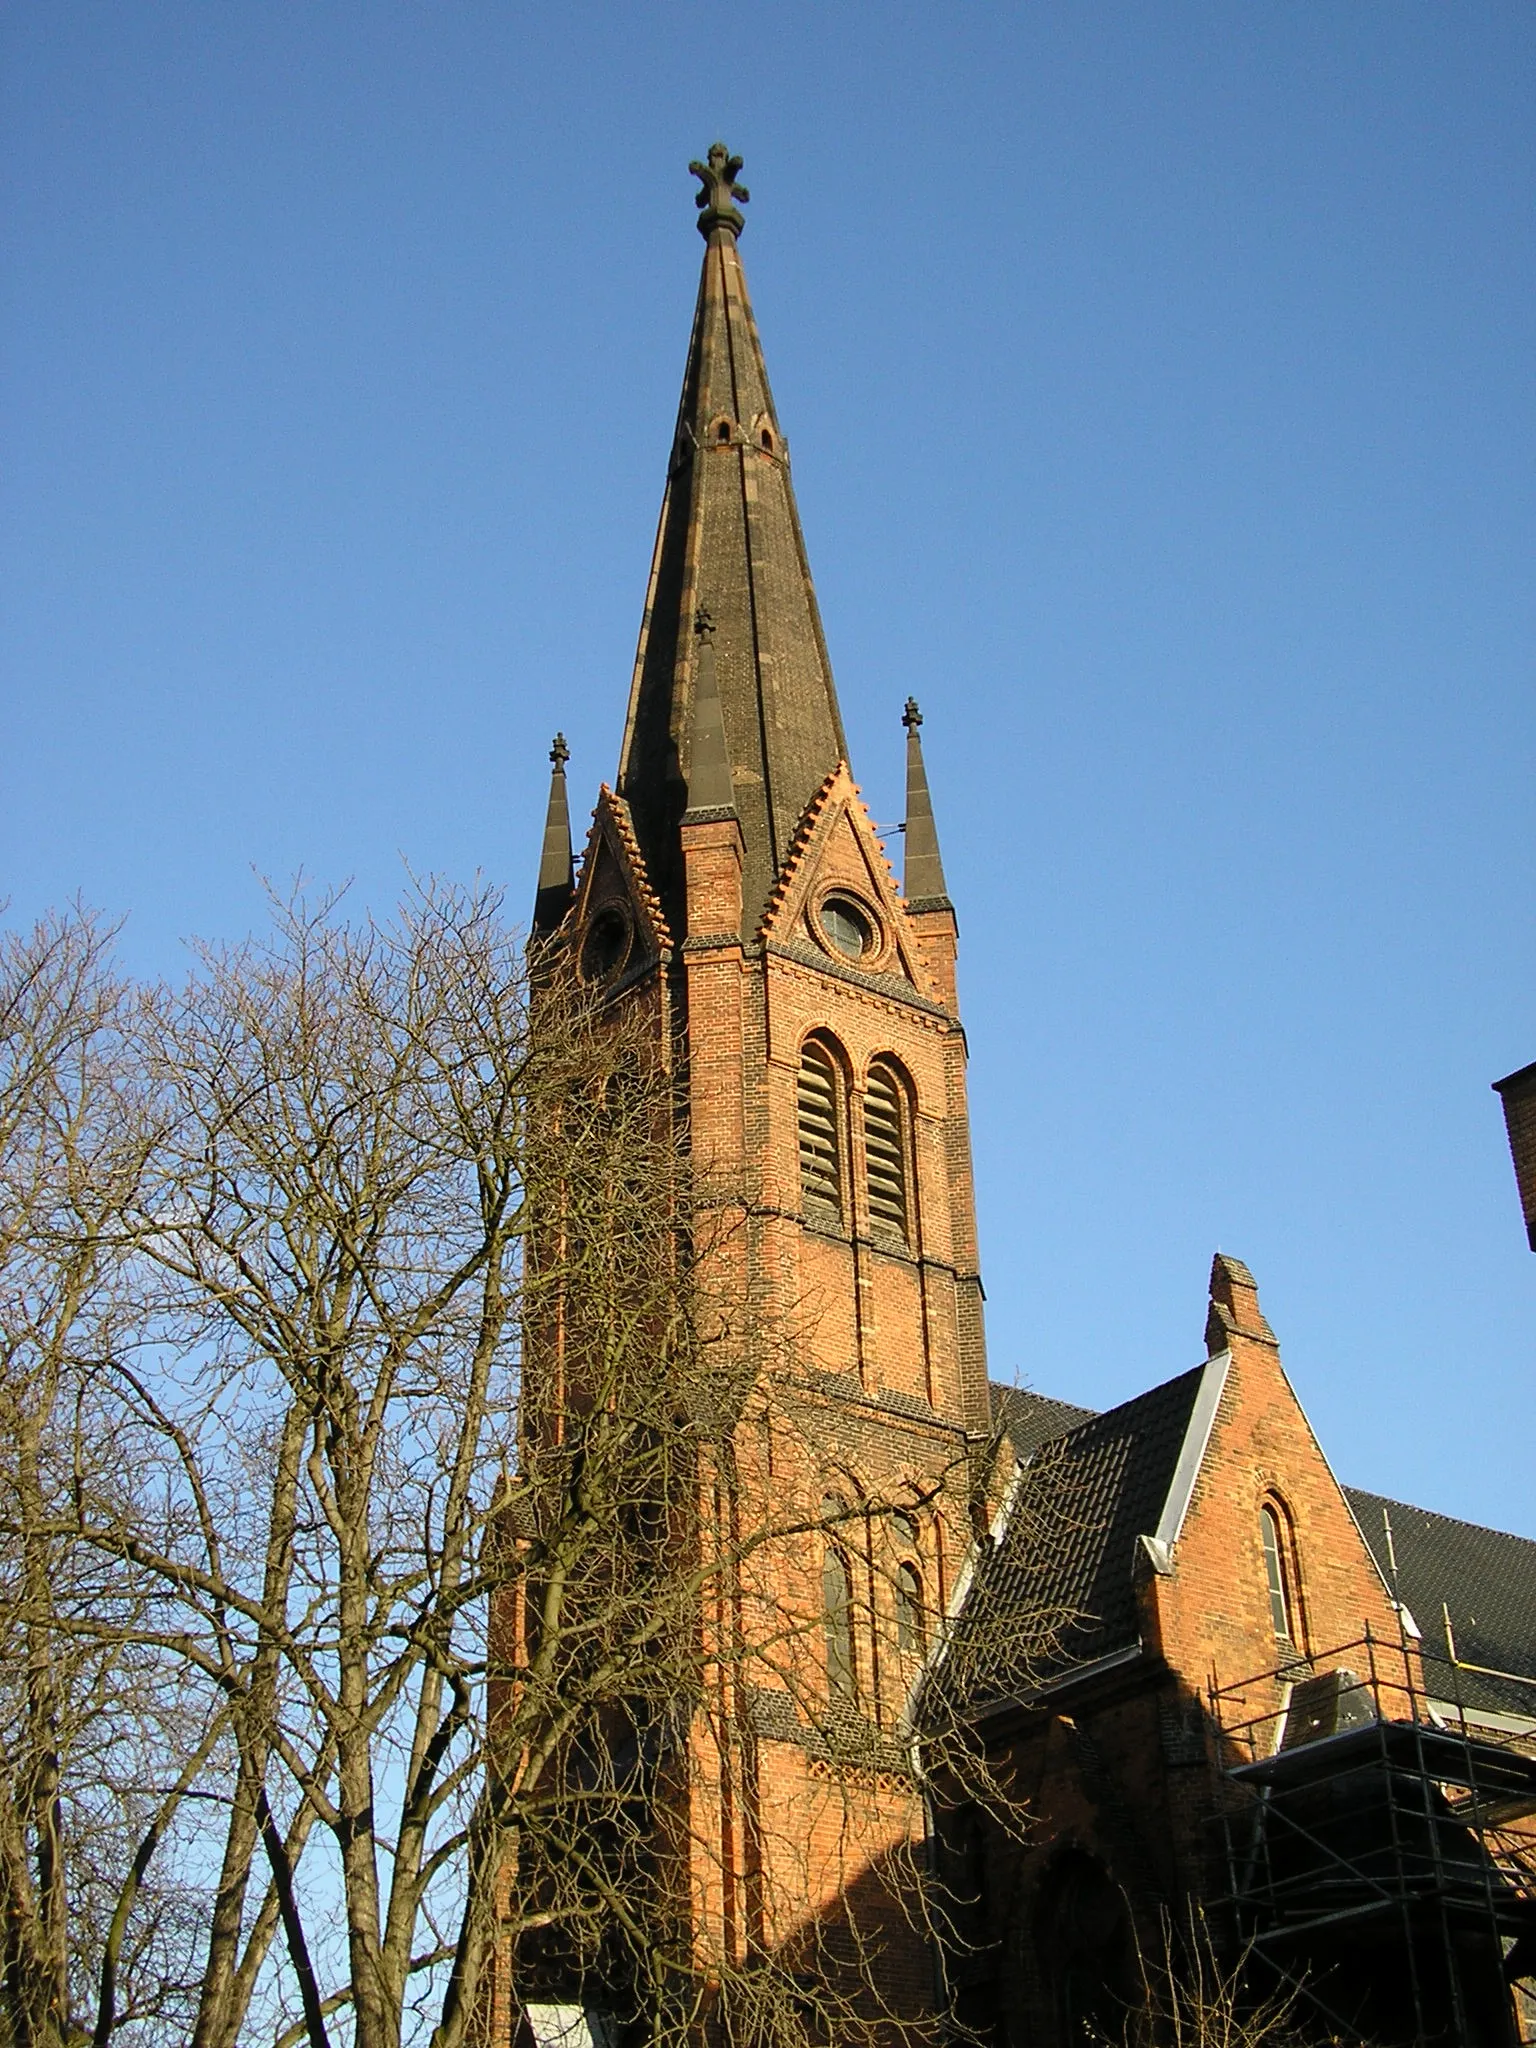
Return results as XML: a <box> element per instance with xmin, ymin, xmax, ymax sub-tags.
<box><xmin>798</xmin><ymin>1039</ymin><xmax>843</xmax><ymax>1217</ymax></box>
<box><xmin>895</xmin><ymin>1561</ymin><xmax>925</xmax><ymax>1657</ymax></box>
<box><xmin>864</xmin><ymin>1061</ymin><xmax>909</xmax><ymax>1240</ymax></box>
<box><xmin>1260</xmin><ymin>1503</ymin><xmax>1294</xmax><ymax>1643</ymax></box>
<box><xmin>823</xmin><ymin>1544</ymin><xmax>856</xmax><ymax>1700</ymax></box>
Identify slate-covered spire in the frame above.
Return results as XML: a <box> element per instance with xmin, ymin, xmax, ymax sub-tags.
<box><xmin>900</xmin><ymin>698</ymin><xmax>951</xmax><ymax>911</ymax></box>
<box><xmin>617</xmin><ymin>143</ymin><xmax>849</xmax><ymax>934</ymax></box>
<box><xmin>532</xmin><ymin>733</ymin><xmax>575</xmax><ymax>935</ymax></box>
<box><xmin>682</xmin><ymin>609</ymin><xmax>735</xmax><ymax>819</ymax></box>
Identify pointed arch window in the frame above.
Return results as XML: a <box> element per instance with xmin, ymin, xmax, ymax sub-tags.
<box><xmin>1260</xmin><ymin>1503</ymin><xmax>1294</xmax><ymax>1644</ymax></box>
<box><xmin>798</xmin><ymin>1039</ymin><xmax>844</xmax><ymax>1218</ymax></box>
<box><xmin>864</xmin><ymin>1061</ymin><xmax>910</xmax><ymax>1240</ymax></box>
<box><xmin>823</xmin><ymin>1541</ymin><xmax>856</xmax><ymax>1700</ymax></box>
<box><xmin>895</xmin><ymin>1561</ymin><xmax>925</xmax><ymax>1657</ymax></box>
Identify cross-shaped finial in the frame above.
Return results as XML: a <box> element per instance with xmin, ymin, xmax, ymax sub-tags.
<box><xmin>902</xmin><ymin>698</ymin><xmax>923</xmax><ymax>732</ymax></box>
<box><xmin>550</xmin><ymin>733</ymin><xmax>569</xmax><ymax>769</ymax></box>
<box><xmin>694</xmin><ymin>606</ymin><xmax>716</xmax><ymax>640</ymax></box>
<box><xmin>690</xmin><ymin>142</ymin><xmax>749</xmax><ymax>240</ymax></box>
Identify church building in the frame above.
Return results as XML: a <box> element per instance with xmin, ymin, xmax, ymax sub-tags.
<box><xmin>510</xmin><ymin>146</ymin><xmax>1536</xmax><ymax>2048</ymax></box>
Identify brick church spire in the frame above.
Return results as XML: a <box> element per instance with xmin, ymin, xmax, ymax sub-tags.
<box><xmin>500</xmin><ymin>155</ymin><xmax>992</xmax><ymax>2037</ymax></box>
<box><xmin>616</xmin><ymin>142</ymin><xmax>849</xmax><ymax>934</ymax></box>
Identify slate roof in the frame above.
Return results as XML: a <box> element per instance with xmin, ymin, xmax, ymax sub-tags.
<box><xmin>969</xmin><ymin>1379</ymin><xmax>1536</xmax><ymax>1728</ymax></box>
<box><xmin>1345</xmin><ymin>1488</ymin><xmax>1536</xmax><ymax>1721</ymax></box>
<box><xmin>955</xmin><ymin>1368</ymin><xmax>1210</xmax><ymax>1704</ymax></box>
<box><xmin>990</xmin><ymin>1384</ymin><xmax>1097</xmax><ymax>1461</ymax></box>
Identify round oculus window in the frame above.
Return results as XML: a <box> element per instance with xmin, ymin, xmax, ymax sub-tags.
<box><xmin>581</xmin><ymin>906</ymin><xmax>631</xmax><ymax>982</ymax></box>
<box><xmin>819</xmin><ymin>894</ymin><xmax>876</xmax><ymax>962</ymax></box>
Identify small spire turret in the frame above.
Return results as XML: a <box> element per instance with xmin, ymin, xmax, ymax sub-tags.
<box><xmin>533</xmin><ymin>732</ymin><xmax>575</xmax><ymax>935</ymax></box>
<box><xmin>901</xmin><ymin>698</ymin><xmax>951</xmax><ymax>910</ymax></box>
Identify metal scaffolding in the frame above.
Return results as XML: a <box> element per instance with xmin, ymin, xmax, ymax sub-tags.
<box><xmin>1208</xmin><ymin>1626</ymin><xmax>1536</xmax><ymax>2047</ymax></box>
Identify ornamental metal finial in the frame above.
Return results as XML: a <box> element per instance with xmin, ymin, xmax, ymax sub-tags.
<box><xmin>690</xmin><ymin>142</ymin><xmax>749</xmax><ymax>240</ymax></box>
<box><xmin>902</xmin><ymin>697</ymin><xmax>923</xmax><ymax>731</ymax></box>
<box><xmin>550</xmin><ymin>733</ymin><xmax>569</xmax><ymax>768</ymax></box>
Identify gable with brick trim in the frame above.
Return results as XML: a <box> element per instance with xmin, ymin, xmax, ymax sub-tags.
<box><xmin>566</xmin><ymin>784</ymin><xmax>673</xmax><ymax>980</ymax></box>
<box><xmin>758</xmin><ymin>761</ymin><xmax>937</xmax><ymax>1006</ymax></box>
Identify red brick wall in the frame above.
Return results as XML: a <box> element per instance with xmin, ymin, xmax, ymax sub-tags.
<box><xmin>962</xmin><ymin>1258</ymin><xmax>1417</xmax><ymax>2048</ymax></box>
<box><xmin>495</xmin><ymin>765</ymin><xmax>991</xmax><ymax>2033</ymax></box>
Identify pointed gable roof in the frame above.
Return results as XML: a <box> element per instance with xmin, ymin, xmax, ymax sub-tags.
<box><xmin>970</xmin><ymin>1368</ymin><xmax>1536</xmax><ymax>1723</ymax></box>
<box><xmin>617</xmin><ymin>145</ymin><xmax>849</xmax><ymax>937</ymax></box>
<box><xmin>758</xmin><ymin>762</ymin><xmax>938</xmax><ymax>1003</ymax></box>
<box><xmin>569</xmin><ymin>786</ymin><xmax>673</xmax><ymax>972</ymax></box>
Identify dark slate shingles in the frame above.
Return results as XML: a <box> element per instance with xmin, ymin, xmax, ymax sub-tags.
<box><xmin>1345</xmin><ymin>1487</ymin><xmax>1536</xmax><ymax>1719</ymax></box>
<box><xmin>959</xmin><ymin>1367</ymin><xmax>1210</xmax><ymax>1702</ymax></box>
<box><xmin>990</xmin><ymin>1384</ymin><xmax>1097</xmax><ymax>1461</ymax></box>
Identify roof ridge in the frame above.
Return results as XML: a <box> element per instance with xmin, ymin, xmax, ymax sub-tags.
<box><xmin>1052</xmin><ymin>1361</ymin><xmax>1207</xmax><ymax>1440</ymax></box>
<box><xmin>1345</xmin><ymin>1485</ymin><xmax>1536</xmax><ymax>1551</ymax></box>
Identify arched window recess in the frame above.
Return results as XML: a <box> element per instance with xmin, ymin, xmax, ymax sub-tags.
<box><xmin>1260</xmin><ymin>1500</ymin><xmax>1299</xmax><ymax>1647</ymax></box>
<box><xmin>821</xmin><ymin>1493</ymin><xmax>857</xmax><ymax>1702</ymax></box>
<box><xmin>895</xmin><ymin>1560</ymin><xmax>926</xmax><ymax>1658</ymax></box>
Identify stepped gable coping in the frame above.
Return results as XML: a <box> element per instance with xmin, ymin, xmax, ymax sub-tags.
<box><xmin>592</xmin><ymin>783</ymin><xmax>673</xmax><ymax>952</ymax></box>
<box><xmin>756</xmin><ymin>761</ymin><xmax>844</xmax><ymax>940</ymax></box>
<box><xmin>755</xmin><ymin>760</ymin><xmax>910</xmax><ymax>946</ymax></box>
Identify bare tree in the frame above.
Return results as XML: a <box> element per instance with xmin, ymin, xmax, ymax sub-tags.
<box><xmin>0</xmin><ymin>887</ymin><xmax>1071</xmax><ymax>2048</ymax></box>
<box><xmin>0</xmin><ymin>906</ymin><xmax>208</xmax><ymax>2048</ymax></box>
<box><xmin>1101</xmin><ymin>1909</ymin><xmax>1312</xmax><ymax>2048</ymax></box>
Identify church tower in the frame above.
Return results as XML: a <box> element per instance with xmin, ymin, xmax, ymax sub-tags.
<box><xmin>526</xmin><ymin>143</ymin><xmax>991</xmax><ymax>2025</ymax></box>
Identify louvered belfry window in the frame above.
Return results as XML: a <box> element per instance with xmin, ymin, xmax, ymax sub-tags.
<box><xmin>864</xmin><ymin>1062</ymin><xmax>909</xmax><ymax>1239</ymax></box>
<box><xmin>798</xmin><ymin>1040</ymin><xmax>843</xmax><ymax>1215</ymax></box>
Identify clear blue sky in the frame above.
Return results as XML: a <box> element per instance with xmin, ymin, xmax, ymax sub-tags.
<box><xmin>4</xmin><ymin>5</ymin><xmax>1532</xmax><ymax>1534</ymax></box>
